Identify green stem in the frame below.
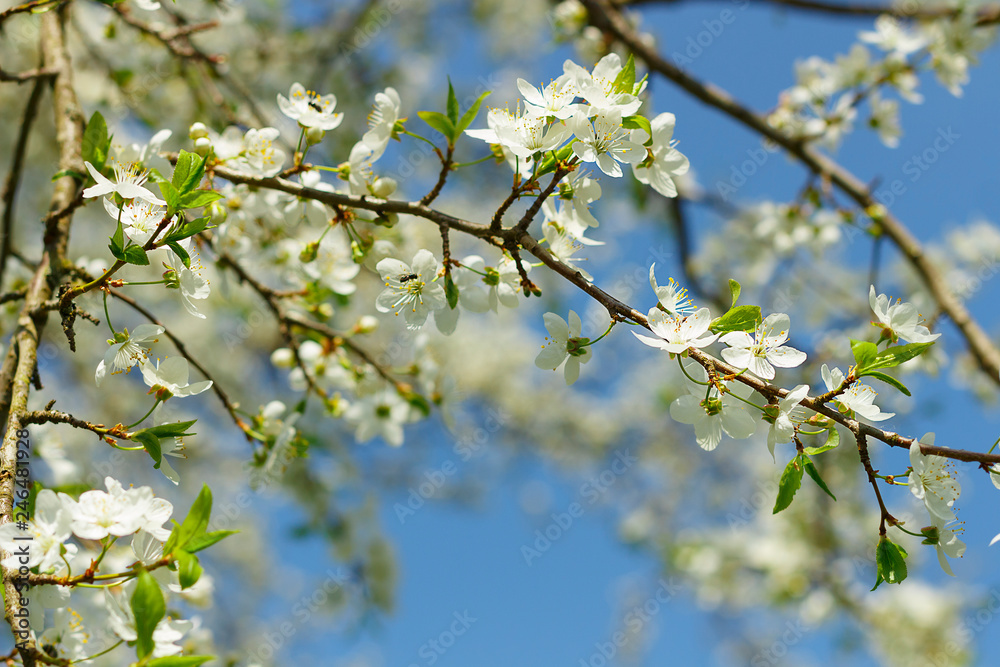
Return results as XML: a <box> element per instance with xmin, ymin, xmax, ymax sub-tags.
<box><xmin>75</xmin><ymin>639</ymin><xmax>124</xmax><ymax>663</ymax></box>
<box><xmin>103</xmin><ymin>289</ymin><xmax>114</xmax><ymax>335</ymax></box>
<box><xmin>126</xmin><ymin>398</ymin><xmax>162</xmax><ymax>430</ymax></box>
<box><xmin>677</xmin><ymin>356</ymin><xmax>710</xmax><ymax>386</ymax></box>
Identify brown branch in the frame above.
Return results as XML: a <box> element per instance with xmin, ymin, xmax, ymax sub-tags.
<box><xmin>0</xmin><ymin>76</ymin><xmax>46</xmax><ymax>286</ymax></box>
<box><xmin>108</xmin><ymin>288</ymin><xmax>248</xmax><ymax>438</ymax></box>
<box><xmin>579</xmin><ymin>0</ymin><xmax>1000</xmax><ymax>386</ymax></box>
<box><xmin>856</xmin><ymin>431</ymin><xmax>894</xmax><ymax>534</ymax></box>
<box><xmin>421</xmin><ymin>144</ymin><xmax>453</xmax><ymax>206</ymax></box>
<box><xmin>0</xmin><ymin>0</ymin><xmax>62</xmax><ymax>25</ymax></box>
<box><xmin>0</xmin><ymin>66</ymin><xmax>58</xmax><ymax>83</ymax></box>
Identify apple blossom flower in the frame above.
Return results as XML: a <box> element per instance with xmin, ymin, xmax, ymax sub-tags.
<box><xmin>630</xmin><ymin>112</ymin><xmax>690</xmax><ymax>198</ymax></box>
<box><xmin>277</xmin><ymin>82</ymin><xmax>344</xmax><ymax>131</ymax></box>
<box><xmin>632</xmin><ymin>307</ymin><xmax>718</xmax><ymax>354</ymax></box>
<box><xmin>569</xmin><ymin>110</ymin><xmax>646</xmax><ymax>178</ymax></box>
<box><xmin>361</xmin><ymin>87</ymin><xmax>401</xmax><ymax>158</ymax></box>
<box><xmin>517</xmin><ymin>74</ymin><xmax>579</xmax><ymax>120</ymax></box>
<box><xmin>163</xmin><ymin>241</ymin><xmax>210</xmax><ymax>319</ymax></box>
<box><xmin>83</xmin><ymin>160</ymin><xmax>165</xmax><ymax>205</ymax></box>
<box><xmin>910</xmin><ymin>433</ymin><xmax>961</xmax><ymax>522</ymax></box>
<box><xmin>859</xmin><ymin>15</ymin><xmax>927</xmax><ymax>56</ymax></box>
<box><xmin>869</xmin><ymin>285</ymin><xmax>941</xmax><ymax>344</ymax></box>
<box><xmin>105</xmin><ymin>584</ymin><xmax>193</xmax><ymax>658</ymax></box>
<box><xmin>466</xmin><ymin>103</ymin><xmax>568</xmax><ymax>160</ymax></box>
<box><xmin>103</xmin><ymin>197</ymin><xmax>167</xmax><ymax>246</ymax></box>
<box><xmin>95</xmin><ymin>324</ymin><xmax>165</xmax><ymax>387</ymax></box>
<box><xmin>60</xmin><ymin>477</ymin><xmax>148</xmax><ymax>540</ymax></box>
<box><xmin>375</xmin><ymin>250</ymin><xmax>447</xmax><ymax>330</ymax></box>
<box><xmin>648</xmin><ymin>264</ymin><xmax>695</xmax><ymax>317</ymax></box>
<box><xmin>556</xmin><ymin>170</ymin><xmax>602</xmax><ymax>229</ymax></box>
<box><xmin>344</xmin><ymin>388</ymin><xmax>410</xmax><ymax>447</ymax></box>
<box><xmin>488</xmin><ymin>254</ymin><xmax>530</xmax><ymax>311</ymax></box>
<box><xmin>927</xmin><ymin>514</ymin><xmax>966</xmax><ymax>576</ymax></box>
<box><xmin>0</xmin><ymin>490</ymin><xmax>75</xmax><ymax>571</ymax></box>
<box><xmin>543</xmin><ymin>220</ymin><xmax>596</xmax><ymax>281</ymax></box>
<box><xmin>821</xmin><ymin>364</ymin><xmax>895</xmax><ymax>422</ymax></box>
<box><xmin>765</xmin><ymin>384</ymin><xmax>810</xmax><ymax>460</ymax></box>
<box><xmin>535</xmin><ymin>310</ymin><xmax>591</xmax><ymax>385</ymax></box>
<box><xmin>720</xmin><ymin>313</ymin><xmax>807</xmax><ymax>380</ymax></box>
<box><xmin>141</xmin><ymin>356</ymin><xmax>213</xmax><ymax>399</ymax></box>
<box><xmin>235</xmin><ymin>127</ymin><xmax>286</xmax><ymax>177</ymax></box>
<box><xmin>36</xmin><ymin>608</ymin><xmax>88</xmax><ymax>661</ymax></box>
<box><xmin>563</xmin><ymin>53</ymin><xmax>643</xmax><ymax>117</ymax></box>
<box><xmin>670</xmin><ymin>371</ymin><xmax>757</xmax><ymax>451</ymax></box>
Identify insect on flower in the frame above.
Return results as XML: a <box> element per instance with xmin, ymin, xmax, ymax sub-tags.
<box><xmin>399</xmin><ymin>273</ymin><xmax>419</xmax><ymax>283</ymax></box>
<box><xmin>308</xmin><ymin>100</ymin><xmax>324</xmax><ymax>113</ymax></box>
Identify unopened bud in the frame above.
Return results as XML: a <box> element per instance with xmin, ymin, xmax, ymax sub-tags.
<box><xmin>355</xmin><ymin>315</ymin><xmax>379</xmax><ymax>334</ymax></box>
<box><xmin>207</xmin><ymin>201</ymin><xmax>228</xmax><ymax>224</ymax></box>
<box><xmin>189</xmin><ymin>122</ymin><xmax>209</xmax><ymax>140</ymax></box>
<box><xmin>193</xmin><ymin>137</ymin><xmax>212</xmax><ymax>157</ymax></box>
<box><xmin>299</xmin><ymin>241</ymin><xmax>319</xmax><ymax>264</ymax></box>
<box><xmin>372</xmin><ymin>177</ymin><xmax>397</xmax><ymax>198</ymax></box>
<box><xmin>306</xmin><ymin>127</ymin><xmax>326</xmax><ymax>146</ymax></box>
<box><xmin>270</xmin><ymin>348</ymin><xmax>295</xmax><ymax>368</ymax></box>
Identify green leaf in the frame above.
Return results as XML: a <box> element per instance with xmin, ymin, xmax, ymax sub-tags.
<box><xmin>124</xmin><ymin>245</ymin><xmax>150</xmax><ymax>266</ymax></box>
<box><xmin>171</xmin><ymin>150</ymin><xmax>207</xmax><ymax>195</ymax></box>
<box><xmin>728</xmin><ymin>279</ymin><xmax>741</xmax><ymax>308</ymax></box>
<box><xmin>183</xmin><ymin>529</ymin><xmax>238</xmax><ymax>554</ymax></box>
<box><xmin>418</xmin><ymin>111</ymin><xmax>455</xmax><ymax>142</ymax></box>
<box><xmin>456</xmin><ymin>90</ymin><xmax>490</xmax><ymax>135</ymax></box>
<box><xmin>165</xmin><ymin>485</ymin><xmax>213</xmax><ymax>554</ymax></box>
<box><xmin>167</xmin><ymin>241</ymin><xmax>191</xmax><ymax>268</ymax></box>
<box><xmin>710</xmin><ymin>305</ymin><xmax>761</xmax><ymax>334</ymax></box>
<box><xmin>862</xmin><ymin>370</ymin><xmax>912</xmax><ymax>397</ymax></box>
<box><xmin>445</xmin><ymin>273</ymin><xmax>459</xmax><ymax>310</ymax></box>
<box><xmin>109</xmin><ymin>221</ymin><xmax>126</xmax><ymax>260</ymax></box>
<box><xmin>82</xmin><ymin>111</ymin><xmax>110</xmax><ymax>172</ymax></box>
<box><xmin>130</xmin><ymin>429</ymin><xmax>162</xmax><ymax>468</ymax></box>
<box><xmin>851</xmin><ymin>339</ymin><xmax>878</xmax><ymax>371</ymax></box>
<box><xmin>146</xmin><ymin>420</ymin><xmax>197</xmax><ymax>439</ymax></box>
<box><xmin>179</xmin><ymin>189</ymin><xmax>223</xmax><ymax>210</ymax></box>
<box><xmin>164</xmin><ymin>216</ymin><xmax>208</xmax><ymax>243</ymax></box>
<box><xmin>803</xmin><ymin>426</ymin><xmax>839</xmax><ymax>456</ymax></box>
<box><xmin>534</xmin><ymin>143</ymin><xmax>576</xmax><ymax>178</ymax></box>
<box><xmin>131</xmin><ymin>570</ymin><xmax>165</xmax><ymax>659</ymax></box>
<box><xmin>802</xmin><ymin>456</ymin><xmax>837</xmax><ymax>501</ymax></box>
<box><xmin>446</xmin><ymin>77</ymin><xmax>459</xmax><ymax>126</ymax></box>
<box><xmin>861</xmin><ymin>342</ymin><xmax>935</xmax><ymax>374</ymax></box>
<box><xmin>147</xmin><ymin>657</ymin><xmax>215</xmax><ymax>667</ymax></box>
<box><xmin>612</xmin><ymin>53</ymin><xmax>636</xmax><ymax>94</ymax></box>
<box><xmin>772</xmin><ymin>454</ymin><xmax>804</xmax><ymax>514</ymax></box>
<box><xmin>175</xmin><ymin>549</ymin><xmax>202</xmax><ymax>590</ymax></box>
<box><xmin>872</xmin><ymin>537</ymin><xmax>908</xmax><ymax>590</ymax></box>
<box><xmin>621</xmin><ymin>114</ymin><xmax>652</xmax><ymax>141</ymax></box>
<box><xmin>158</xmin><ymin>180</ymin><xmax>180</xmax><ymax>212</ymax></box>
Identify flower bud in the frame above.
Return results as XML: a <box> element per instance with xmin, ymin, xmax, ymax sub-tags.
<box><xmin>207</xmin><ymin>201</ymin><xmax>228</xmax><ymax>224</ymax></box>
<box><xmin>305</xmin><ymin>127</ymin><xmax>326</xmax><ymax>145</ymax></box>
<box><xmin>354</xmin><ymin>315</ymin><xmax>379</xmax><ymax>334</ymax></box>
<box><xmin>371</xmin><ymin>177</ymin><xmax>397</xmax><ymax>198</ymax></box>
<box><xmin>193</xmin><ymin>137</ymin><xmax>212</xmax><ymax>157</ymax></box>
<box><xmin>270</xmin><ymin>348</ymin><xmax>295</xmax><ymax>368</ymax></box>
<box><xmin>313</xmin><ymin>303</ymin><xmax>334</xmax><ymax>320</ymax></box>
<box><xmin>189</xmin><ymin>122</ymin><xmax>209</xmax><ymax>140</ymax></box>
<box><xmin>299</xmin><ymin>241</ymin><xmax>319</xmax><ymax>264</ymax></box>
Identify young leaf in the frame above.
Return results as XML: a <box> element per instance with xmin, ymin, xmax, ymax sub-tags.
<box><xmin>446</xmin><ymin>77</ymin><xmax>459</xmax><ymax>126</ymax></box>
<box><xmin>872</xmin><ymin>537</ymin><xmax>908</xmax><ymax>590</ymax></box>
<box><xmin>710</xmin><ymin>305</ymin><xmax>761</xmax><ymax>334</ymax></box>
<box><xmin>729</xmin><ymin>279</ymin><xmax>741</xmax><ymax>308</ymax></box>
<box><xmin>168</xmin><ymin>241</ymin><xmax>191</xmax><ymax>268</ymax></box>
<box><xmin>124</xmin><ymin>245</ymin><xmax>150</xmax><ymax>266</ymax></box>
<box><xmin>175</xmin><ymin>549</ymin><xmax>203</xmax><ymax>590</ymax></box>
<box><xmin>171</xmin><ymin>150</ymin><xmax>207</xmax><ymax>195</ymax></box>
<box><xmin>183</xmin><ymin>529</ymin><xmax>238</xmax><ymax>554</ymax></box>
<box><xmin>158</xmin><ymin>180</ymin><xmax>180</xmax><ymax>212</ymax></box>
<box><xmin>130</xmin><ymin>429</ymin><xmax>163</xmax><ymax>468</ymax></box>
<box><xmin>803</xmin><ymin>426</ymin><xmax>839</xmax><ymax>456</ymax></box>
<box><xmin>455</xmin><ymin>90</ymin><xmax>491</xmax><ymax>135</ymax></box>
<box><xmin>861</xmin><ymin>342</ymin><xmax>935</xmax><ymax>374</ymax></box>
<box><xmin>146</xmin><ymin>420</ymin><xmax>197</xmax><ymax>439</ymax></box>
<box><xmin>862</xmin><ymin>370</ymin><xmax>912</xmax><ymax>397</ymax></box>
<box><xmin>445</xmin><ymin>273</ymin><xmax>459</xmax><ymax>310</ymax></box>
<box><xmin>179</xmin><ymin>189</ymin><xmax>223</xmax><ymax>210</ymax></box>
<box><xmin>418</xmin><ymin>111</ymin><xmax>455</xmax><ymax>142</ymax></box>
<box><xmin>621</xmin><ymin>115</ymin><xmax>652</xmax><ymax>141</ymax></box>
<box><xmin>131</xmin><ymin>569</ymin><xmax>165</xmax><ymax>659</ymax></box>
<box><xmin>612</xmin><ymin>53</ymin><xmax>636</xmax><ymax>94</ymax></box>
<box><xmin>851</xmin><ymin>339</ymin><xmax>878</xmax><ymax>371</ymax></box>
<box><xmin>82</xmin><ymin>111</ymin><xmax>110</xmax><ymax>172</ymax></box>
<box><xmin>165</xmin><ymin>485</ymin><xmax>213</xmax><ymax>554</ymax></box>
<box><xmin>109</xmin><ymin>221</ymin><xmax>126</xmax><ymax>260</ymax></box>
<box><xmin>802</xmin><ymin>456</ymin><xmax>837</xmax><ymax>501</ymax></box>
<box><xmin>773</xmin><ymin>454</ymin><xmax>804</xmax><ymax>514</ymax></box>
<box><xmin>164</xmin><ymin>216</ymin><xmax>208</xmax><ymax>243</ymax></box>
